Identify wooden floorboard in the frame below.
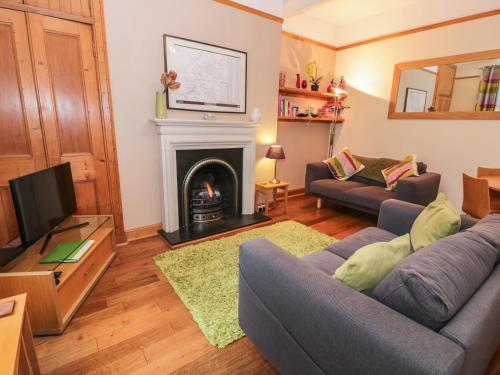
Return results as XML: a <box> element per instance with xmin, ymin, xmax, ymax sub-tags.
<box><xmin>33</xmin><ymin>196</ymin><xmax>499</xmax><ymax>374</ymax></box>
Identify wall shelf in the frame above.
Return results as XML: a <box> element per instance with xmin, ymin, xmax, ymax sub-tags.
<box><xmin>277</xmin><ymin>116</ymin><xmax>344</xmax><ymax>123</ymax></box>
<box><xmin>279</xmin><ymin>87</ymin><xmax>334</xmax><ymax>100</ymax></box>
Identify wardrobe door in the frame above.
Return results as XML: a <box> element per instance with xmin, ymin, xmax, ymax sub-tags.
<box><xmin>28</xmin><ymin>14</ymin><xmax>112</xmax><ymax>216</ymax></box>
<box><xmin>0</xmin><ymin>9</ymin><xmax>47</xmax><ymax>245</ymax></box>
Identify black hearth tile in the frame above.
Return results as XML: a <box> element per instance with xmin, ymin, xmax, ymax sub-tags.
<box><xmin>158</xmin><ymin>213</ymin><xmax>271</xmax><ymax>246</ymax></box>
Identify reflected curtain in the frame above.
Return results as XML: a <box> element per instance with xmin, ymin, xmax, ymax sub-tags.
<box><xmin>475</xmin><ymin>65</ymin><xmax>500</xmax><ymax>111</ymax></box>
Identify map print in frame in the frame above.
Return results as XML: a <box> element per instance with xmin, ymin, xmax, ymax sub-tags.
<box><xmin>164</xmin><ymin>35</ymin><xmax>247</xmax><ymax>113</ymax></box>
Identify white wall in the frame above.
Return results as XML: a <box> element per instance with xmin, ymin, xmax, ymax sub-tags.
<box><xmin>334</xmin><ymin>14</ymin><xmax>500</xmax><ymax>210</ymax></box>
<box><xmin>104</xmin><ymin>0</ymin><xmax>281</xmax><ymax>230</ymax></box>
<box><xmin>395</xmin><ymin>69</ymin><xmax>435</xmax><ymax>112</ymax></box>
<box><xmin>233</xmin><ymin>0</ymin><xmax>284</xmax><ymax>17</ymax></box>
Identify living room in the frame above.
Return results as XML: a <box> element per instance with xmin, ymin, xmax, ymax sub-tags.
<box><xmin>0</xmin><ymin>0</ymin><xmax>499</xmax><ymax>374</ymax></box>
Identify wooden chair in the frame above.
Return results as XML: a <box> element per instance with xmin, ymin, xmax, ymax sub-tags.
<box><xmin>477</xmin><ymin>167</ymin><xmax>500</xmax><ymax>178</ymax></box>
<box><xmin>462</xmin><ymin>173</ymin><xmax>491</xmax><ymax>219</ymax></box>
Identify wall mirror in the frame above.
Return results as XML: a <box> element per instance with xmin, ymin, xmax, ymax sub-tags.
<box><xmin>388</xmin><ymin>49</ymin><xmax>500</xmax><ymax>119</ymax></box>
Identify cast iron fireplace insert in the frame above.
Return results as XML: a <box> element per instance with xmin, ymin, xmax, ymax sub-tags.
<box><xmin>159</xmin><ymin>148</ymin><xmax>269</xmax><ymax>245</ymax></box>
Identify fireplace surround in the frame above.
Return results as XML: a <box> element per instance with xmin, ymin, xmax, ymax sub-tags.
<box><xmin>153</xmin><ymin>118</ymin><xmax>269</xmax><ymax>245</ymax></box>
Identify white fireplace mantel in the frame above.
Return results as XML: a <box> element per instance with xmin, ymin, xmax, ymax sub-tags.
<box><xmin>152</xmin><ymin>118</ymin><xmax>260</xmax><ymax>233</ymax></box>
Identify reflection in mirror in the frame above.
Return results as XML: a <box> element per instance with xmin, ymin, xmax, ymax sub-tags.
<box><xmin>395</xmin><ymin>58</ymin><xmax>500</xmax><ymax>113</ymax></box>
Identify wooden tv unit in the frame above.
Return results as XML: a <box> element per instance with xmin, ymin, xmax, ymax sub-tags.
<box><xmin>0</xmin><ymin>215</ymin><xmax>115</xmax><ymax>335</ymax></box>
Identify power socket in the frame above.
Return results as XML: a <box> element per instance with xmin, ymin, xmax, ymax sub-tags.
<box><xmin>257</xmin><ymin>204</ymin><xmax>265</xmax><ymax>213</ymax></box>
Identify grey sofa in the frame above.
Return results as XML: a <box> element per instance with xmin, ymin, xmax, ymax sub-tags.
<box><xmin>239</xmin><ymin>200</ymin><xmax>500</xmax><ymax>375</ymax></box>
<box><xmin>305</xmin><ymin>159</ymin><xmax>441</xmax><ymax>214</ymax></box>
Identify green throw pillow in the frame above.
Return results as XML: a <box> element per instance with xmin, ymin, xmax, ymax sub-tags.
<box><xmin>410</xmin><ymin>192</ymin><xmax>461</xmax><ymax>251</ymax></box>
<box><xmin>334</xmin><ymin>234</ymin><xmax>411</xmax><ymax>294</ymax></box>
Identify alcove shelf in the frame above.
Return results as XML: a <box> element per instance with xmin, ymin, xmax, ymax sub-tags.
<box><xmin>277</xmin><ymin>116</ymin><xmax>344</xmax><ymax>123</ymax></box>
<box><xmin>279</xmin><ymin>87</ymin><xmax>334</xmax><ymax>100</ymax></box>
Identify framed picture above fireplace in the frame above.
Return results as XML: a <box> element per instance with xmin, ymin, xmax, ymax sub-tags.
<box><xmin>163</xmin><ymin>35</ymin><xmax>247</xmax><ymax>113</ymax></box>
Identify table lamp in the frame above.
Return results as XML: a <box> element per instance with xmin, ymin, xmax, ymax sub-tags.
<box><xmin>266</xmin><ymin>145</ymin><xmax>285</xmax><ymax>184</ymax></box>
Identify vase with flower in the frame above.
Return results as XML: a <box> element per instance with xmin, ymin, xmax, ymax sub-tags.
<box><xmin>307</xmin><ymin>60</ymin><xmax>323</xmax><ymax>92</ymax></box>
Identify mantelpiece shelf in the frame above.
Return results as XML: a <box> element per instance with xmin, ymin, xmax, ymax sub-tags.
<box><xmin>279</xmin><ymin>87</ymin><xmax>334</xmax><ymax>100</ymax></box>
<box><xmin>278</xmin><ymin>116</ymin><xmax>344</xmax><ymax>123</ymax></box>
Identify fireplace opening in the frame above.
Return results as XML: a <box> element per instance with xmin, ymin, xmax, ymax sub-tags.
<box><xmin>182</xmin><ymin>158</ymin><xmax>239</xmax><ymax>228</ymax></box>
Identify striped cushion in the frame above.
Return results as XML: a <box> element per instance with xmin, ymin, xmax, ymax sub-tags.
<box><xmin>381</xmin><ymin>154</ymin><xmax>419</xmax><ymax>190</ymax></box>
<box><xmin>324</xmin><ymin>148</ymin><xmax>365</xmax><ymax>180</ymax></box>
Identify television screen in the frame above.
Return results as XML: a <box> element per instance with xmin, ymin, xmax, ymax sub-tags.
<box><xmin>9</xmin><ymin>163</ymin><xmax>77</xmax><ymax>248</ymax></box>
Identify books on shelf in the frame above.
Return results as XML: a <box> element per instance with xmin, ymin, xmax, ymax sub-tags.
<box><xmin>40</xmin><ymin>240</ymin><xmax>95</xmax><ymax>264</ymax></box>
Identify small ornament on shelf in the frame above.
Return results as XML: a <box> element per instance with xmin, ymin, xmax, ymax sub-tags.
<box><xmin>301</xmin><ymin>80</ymin><xmax>307</xmax><ymax>89</ymax></box>
<box><xmin>295</xmin><ymin>73</ymin><xmax>301</xmax><ymax>89</ymax></box>
<box><xmin>327</xmin><ymin>79</ymin><xmax>337</xmax><ymax>93</ymax></box>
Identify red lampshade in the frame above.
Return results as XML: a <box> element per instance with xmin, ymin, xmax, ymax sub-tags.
<box><xmin>266</xmin><ymin>145</ymin><xmax>285</xmax><ymax>160</ymax></box>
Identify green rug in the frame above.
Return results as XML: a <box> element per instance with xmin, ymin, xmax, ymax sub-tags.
<box><xmin>154</xmin><ymin>221</ymin><xmax>335</xmax><ymax>348</ymax></box>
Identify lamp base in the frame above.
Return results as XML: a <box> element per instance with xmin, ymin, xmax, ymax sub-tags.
<box><xmin>268</xmin><ymin>178</ymin><xmax>280</xmax><ymax>184</ymax></box>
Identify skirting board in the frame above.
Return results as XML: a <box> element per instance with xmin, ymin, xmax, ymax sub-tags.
<box><xmin>124</xmin><ymin>188</ymin><xmax>305</xmax><ymax>243</ymax></box>
<box><xmin>125</xmin><ymin>223</ymin><xmax>162</xmax><ymax>243</ymax></box>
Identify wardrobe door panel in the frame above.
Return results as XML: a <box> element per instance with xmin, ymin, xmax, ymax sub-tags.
<box><xmin>29</xmin><ymin>14</ymin><xmax>112</xmax><ymax>216</ymax></box>
<box><xmin>0</xmin><ymin>9</ymin><xmax>46</xmax><ymax>245</ymax></box>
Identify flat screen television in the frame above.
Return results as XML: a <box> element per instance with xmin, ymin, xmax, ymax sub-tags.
<box><xmin>9</xmin><ymin>163</ymin><xmax>77</xmax><ymax>249</ymax></box>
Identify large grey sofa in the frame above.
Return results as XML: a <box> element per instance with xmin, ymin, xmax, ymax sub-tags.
<box><xmin>305</xmin><ymin>157</ymin><xmax>441</xmax><ymax>214</ymax></box>
<box><xmin>238</xmin><ymin>200</ymin><xmax>500</xmax><ymax>375</ymax></box>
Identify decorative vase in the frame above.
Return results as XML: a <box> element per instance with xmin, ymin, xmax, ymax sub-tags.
<box><xmin>279</xmin><ymin>71</ymin><xmax>287</xmax><ymax>87</ymax></box>
<box><xmin>301</xmin><ymin>80</ymin><xmax>307</xmax><ymax>89</ymax></box>
<box><xmin>311</xmin><ymin>83</ymin><xmax>319</xmax><ymax>92</ymax></box>
<box><xmin>155</xmin><ymin>91</ymin><xmax>167</xmax><ymax>119</ymax></box>
<box><xmin>295</xmin><ymin>73</ymin><xmax>301</xmax><ymax>89</ymax></box>
<box><xmin>327</xmin><ymin>80</ymin><xmax>335</xmax><ymax>93</ymax></box>
<box><xmin>250</xmin><ymin>108</ymin><xmax>262</xmax><ymax>122</ymax></box>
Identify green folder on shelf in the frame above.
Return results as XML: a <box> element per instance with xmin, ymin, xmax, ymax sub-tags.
<box><xmin>40</xmin><ymin>240</ymin><xmax>94</xmax><ymax>264</ymax></box>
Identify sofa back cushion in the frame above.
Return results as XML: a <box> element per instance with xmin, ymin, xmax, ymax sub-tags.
<box><xmin>466</xmin><ymin>214</ymin><xmax>500</xmax><ymax>262</ymax></box>
<box><xmin>353</xmin><ymin>156</ymin><xmax>427</xmax><ymax>186</ymax></box>
<box><xmin>373</xmin><ymin>227</ymin><xmax>498</xmax><ymax>330</ymax></box>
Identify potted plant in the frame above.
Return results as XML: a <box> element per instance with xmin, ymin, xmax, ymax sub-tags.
<box><xmin>307</xmin><ymin>60</ymin><xmax>323</xmax><ymax>91</ymax></box>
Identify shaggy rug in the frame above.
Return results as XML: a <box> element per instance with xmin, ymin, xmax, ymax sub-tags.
<box><xmin>154</xmin><ymin>220</ymin><xmax>335</xmax><ymax>348</ymax></box>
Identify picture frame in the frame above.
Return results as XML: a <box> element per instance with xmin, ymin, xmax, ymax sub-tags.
<box><xmin>404</xmin><ymin>88</ymin><xmax>427</xmax><ymax>112</ymax></box>
<box><xmin>163</xmin><ymin>35</ymin><xmax>247</xmax><ymax>113</ymax></box>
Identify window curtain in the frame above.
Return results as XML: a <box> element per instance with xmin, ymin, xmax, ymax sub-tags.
<box><xmin>475</xmin><ymin>65</ymin><xmax>500</xmax><ymax>111</ymax></box>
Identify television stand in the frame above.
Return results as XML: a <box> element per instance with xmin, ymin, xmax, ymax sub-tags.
<box><xmin>0</xmin><ymin>215</ymin><xmax>115</xmax><ymax>335</ymax></box>
<box><xmin>39</xmin><ymin>221</ymin><xmax>90</xmax><ymax>254</ymax></box>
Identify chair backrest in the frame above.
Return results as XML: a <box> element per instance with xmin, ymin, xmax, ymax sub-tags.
<box><xmin>462</xmin><ymin>173</ymin><xmax>491</xmax><ymax>219</ymax></box>
<box><xmin>477</xmin><ymin>166</ymin><xmax>500</xmax><ymax>178</ymax></box>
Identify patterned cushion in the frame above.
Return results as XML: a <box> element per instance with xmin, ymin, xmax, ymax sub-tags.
<box><xmin>324</xmin><ymin>147</ymin><xmax>365</xmax><ymax>181</ymax></box>
<box><xmin>381</xmin><ymin>154</ymin><xmax>419</xmax><ymax>190</ymax></box>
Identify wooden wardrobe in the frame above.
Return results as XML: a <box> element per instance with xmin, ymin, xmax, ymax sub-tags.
<box><xmin>0</xmin><ymin>0</ymin><xmax>125</xmax><ymax>244</ymax></box>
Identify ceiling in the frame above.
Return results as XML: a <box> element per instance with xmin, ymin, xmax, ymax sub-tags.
<box><xmin>283</xmin><ymin>0</ymin><xmax>500</xmax><ymax>47</ymax></box>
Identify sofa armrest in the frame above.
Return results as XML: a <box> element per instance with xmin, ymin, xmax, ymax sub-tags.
<box><xmin>305</xmin><ymin>162</ymin><xmax>331</xmax><ymax>194</ymax></box>
<box><xmin>377</xmin><ymin>199</ymin><xmax>426</xmax><ymax>235</ymax></box>
<box><xmin>395</xmin><ymin>172</ymin><xmax>441</xmax><ymax>206</ymax></box>
<box><xmin>239</xmin><ymin>239</ymin><xmax>464</xmax><ymax>375</ymax></box>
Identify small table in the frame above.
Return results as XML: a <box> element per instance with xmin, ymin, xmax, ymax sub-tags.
<box><xmin>255</xmin><ymin>181</ymin><xmax>289</xmax><ymax>215</ymax></box>
<box><xmin>483</xmin><ymin>176</ymin><xmax>500</xmax><ymax>211</ymax></box>
<box><xmin>0</xmin><ymin>294</ymin><xmax>41</xmax><ymax>375</ymax></box>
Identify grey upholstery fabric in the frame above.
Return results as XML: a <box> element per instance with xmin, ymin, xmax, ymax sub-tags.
<box><xmin>378</xmin><ymin>199</ymin><xmax>479</xmax><ymax>236</ymax></box>
<box><xmin>343</xmin><ymin>186</ymin><xmax>396</xmax><ymax>212</ymax></box>
<box><xmin>239</xmin><ymin>239</ymin><xmax>465</xmax><ymax>375</ymax></box>
<box><xmin>305</xmin><ymin>161</ymin><xmax>440</xmax><ymax>215</ymax></box>
<box><xmin>395</xmin><ymin>172</ymin><xmax>441</xmax><ymax>206</ymax></box>
<box><xmin>305</xmin><ymin>162</ymin><xmax>331</xmax><ymax>194</ymax></box>
<box><xmin>466</xmin><ymin>214</ymin><xmax>500</xmax><ymax>261</ymax></box>
<box><xmin>440</xmin><ymin>265</ymin><xmax>500</xmax><ymax>375</ymax></box>
<box><xmin>373</xmin><ymin>230</ymin><xmax>498</xmax><ymax>330</ymax></box>
<box><xmin>325</xmin><ymin>227</ymin><xmax>397</xmax><ymax>260</ymax></box>
<box><xmin>377</xmin><ymin>199</ymin><xmax>426</xmax><ymax>235</ymax></box>
<box><xmin>302</xmin><ymin>250</ymin><xmax>345</xmax><ymax>275</ymax></box>
<box><xmin>309</xmin><ymin>179</ymin><xmax>365</xmax><ymax>201</ymax></box>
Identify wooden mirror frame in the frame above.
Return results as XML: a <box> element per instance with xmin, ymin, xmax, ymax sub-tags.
<box><xmin>388</xmin><ymin>49</ymin><xmax>500</xmax><ymax>120</ymax></box>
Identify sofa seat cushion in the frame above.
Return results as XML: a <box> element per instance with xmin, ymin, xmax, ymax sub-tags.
<box><xmin>373</xmin><ymin>228</ymin><xmax>499</xmax><ymax>331</ymax></box>
<box><xmin>325</xmin><ymin>227</ymin><xmax>397</xmax><ymax>260</ymax></box>
<box><xmin>309</xmin><ymin>179</ymin><xmax>366</xmax><ymax>201</ymax></box>
<box><xmin>302</xmin><ymin>250</ymin><xmax>345</xmax><ymax>275</ymax></box>
<box><xmin>343</xmin><ymin>186</ymin><xmax>396</xmax><ymax>212</ymax></box>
